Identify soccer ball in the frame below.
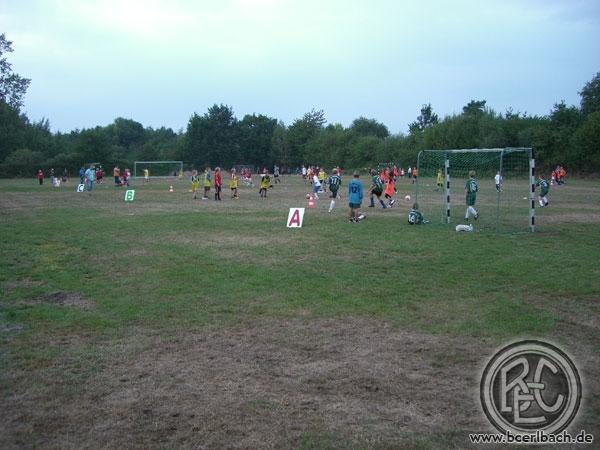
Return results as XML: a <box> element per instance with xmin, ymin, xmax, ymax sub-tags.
<box><xmin>306</xmin><ymin>194</ymin><xmax>311</xmax><ymax>199</ymax></box>
<box><xmin>405</xmin><ymin>195</ymin><xmax>411</xmax><ymax>201</ymax></box>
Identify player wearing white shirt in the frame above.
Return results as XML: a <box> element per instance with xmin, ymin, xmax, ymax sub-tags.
<box><xmin>494</xmin><ymin>172</ymin><xmax>502</xmax><ymax>192</ymax></box>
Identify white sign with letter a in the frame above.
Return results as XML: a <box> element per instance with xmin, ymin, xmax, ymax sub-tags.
<box><xmin>287</xmin><ymin>208</ymin><xmax>305</xmax><ymax>228</ymax></box>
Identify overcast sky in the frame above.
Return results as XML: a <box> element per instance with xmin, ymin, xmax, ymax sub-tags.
<box><xmin>1</xmin><ymin>0</ymin><xmax>599</xmax><ymax>134</ymax></box>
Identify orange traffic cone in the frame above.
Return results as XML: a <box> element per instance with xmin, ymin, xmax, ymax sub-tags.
<box><xmin>169</xmin><ymin>185</ymin><xmax>174</xmax><ymax>192</ymax></box>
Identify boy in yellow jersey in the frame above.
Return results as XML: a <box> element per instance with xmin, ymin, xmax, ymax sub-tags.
<box><xmin>318</xmin><ymin>167</ymin><xmax>326</xmax><ymax>192</ymax></box>
<box><xmin>191</xmin><ymin>170</ymin><xmax>200</xmax><ymax>199</ymax></box>
<box><xmin>230</xmin><ymin>169</ymin><xmax>239</xmax><ymax>199</ymax></box>
<box><xmin>259</xmin><ymin>170</ymin><xmax>270</xmax><ymax>198</ymax></box>
<box><xmin>436</xmin><ymin>168</ymin><xmax>443</xmax><ymax>191</ymax></box>
<box><xmin>143</xmin><ymin>168</ymin><xmax>149</xmax><ymax>183</ymax></box>
<box><xmin>202</xmin><ymin>166</ymin><xmax>212</xmax><ymax>200</ymax></box>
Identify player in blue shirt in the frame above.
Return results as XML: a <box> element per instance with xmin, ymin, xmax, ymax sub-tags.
<box><xmin>348</xmin><ymin>171</ymin><xmax>365</xmax><ymax>223</ymax></box>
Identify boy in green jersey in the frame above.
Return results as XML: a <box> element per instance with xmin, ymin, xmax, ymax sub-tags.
<box><xmin>368</xmin><ymin>169</ymin><xmax>387</xmax><ymax>208</ymax></box>
<box><xmin>465</xmin><ymin>170</ymin><xmax>479</xmax><ymax>220</ymax></box>
<box><xmin>327</xmin><ymin>168</ymin><xmax>342</xmax><ymax>213</ymax></box>
<box><xmin>407</xmin><ymin>203</ymin><xmax>429</xmax><ymax>225</ymax></box>
<box><xmin>536</xmin><ymin>175</ymin><xmax>550</xmax><ymax>207</ymax></box>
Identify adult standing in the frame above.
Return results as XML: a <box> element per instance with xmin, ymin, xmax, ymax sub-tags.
<box><xmin>84</xmin><ymin>165</ymin><xmax>96</xmax><ymax>193</ymax></box>
<box><xmin>113</xmin><ymin>166</ymin><xmax>121</xmax><ymax>186</ymax></box>
<box><xmin>36</xmin><ymin>169</ymin><xmax>44</xmax><ymax>185</ymax></box>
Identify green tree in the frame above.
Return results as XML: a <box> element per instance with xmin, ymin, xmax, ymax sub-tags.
<box><xmin>1</xmin><ymin>148</ymin><xmax>44</xmax><ymax>177</ymax></box>
<box><xmin>287</xmin><ymin>109</ymin><xmax>326</xmax><ymax>166</ymax></box>
<box><xmin>350</xmin><ymin>117</ymin><xmax>389</xmax><ymax>138</ymax></box>
<box><xmin>0</xmin><ymin>98</ymin><xmax>28</xmax><ymax>163</ymax></box>
<box><xmin>579</xmin><ymin>72</ymin><xmax>600</xmax><ymax>117</ymax></box>
<box><xmin>184</xmin><ymin>104</ymin><xmax>239</xmax><ymax>168</ymax></box>
<box><xmin>409</xmin><ymin>103</ymin><xmax>439</xmax><ymax>134</ymax></box>
<box><xmin>462</xmin><ymin>100</ymin><xmax>487</xmax><ymax>116</ymax></box>
<box><xmin>0</xmin><ymin>33</ymin><xmax>31</xmax><ymax>111</ymax></box>
<box><xmin>570</xmin><ymin>111</ymin><xmax>600</xmax><ymax>173</ymax></box>
<box><xmin>238</xmin><ymin>113</ymin><xmax>277</xmax><ymax>167</ymax></box>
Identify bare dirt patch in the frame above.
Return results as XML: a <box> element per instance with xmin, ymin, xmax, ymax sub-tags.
<box><xmin>32</xmin><ymin>291</ymin><xmax>95</xmax><ymax>309</ymax></box>
<box><xmin>5</xmin><ymin>317</ymin><xmax>583</xmax><ymax>450</ymax></box>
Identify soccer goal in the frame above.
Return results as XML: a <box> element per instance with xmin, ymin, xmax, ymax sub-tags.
<box><xmin>133</xmin><ymin>161</ymin><xmax>184</xmax><ymax>179</ymax></box>
<box><xmin>415</xmin><ymin>148</ymin><xmax>535</xmax><ymax>232</ymax></box>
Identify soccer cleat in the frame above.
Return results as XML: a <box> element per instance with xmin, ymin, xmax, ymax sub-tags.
<box><xmin>389</xmin><ymin>199</ymin><xmax>395</xmax><ymax>206</ymax></box>
<box><xmin>368</xmin><ymin>204</ymin><xmax>374</xmax><ymax>208</ymax></box>
<box><xmin>357</xmin><ymin>214</ymin><xmax>366</xmax><ymax>221</ymax></box>
<box><xmin>474</xmin><ymin>213</ymin><xmax>479</xmax><ymax>220</ymax></box>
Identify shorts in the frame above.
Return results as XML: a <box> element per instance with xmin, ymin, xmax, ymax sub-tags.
<box><xmin>372</xmin><ymin>189</ymin><xmax>382</xmax><ymax>197</ymax></box>
<box><xmin>466</xmin><ymin>193</ymin><xmax>476</xmax><ymax>206</ymax></box>
<box><xmin>191</xmin><ymin>181</ymin><xmax>200</xmax><ymax>191</ymax></box>
<box><xmin>313</xmin><ymin>185</ymin><xmax>321</xmax><ymax>193</ymax></box>
<box><xmin>349</xmin><ymin>202</ymin><xmax>361</xmax><ymax>209</ymax></box>
<box><xmin>330</xmin><ymin>189</ymin><xmax>338</xmax><ymax>198</ymax></box>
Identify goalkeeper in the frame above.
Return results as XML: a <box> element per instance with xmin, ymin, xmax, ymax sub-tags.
<box><xmin>407</xmin><ymin>203</ymin><xmax>429</xmax><ymax>225</ymax></box>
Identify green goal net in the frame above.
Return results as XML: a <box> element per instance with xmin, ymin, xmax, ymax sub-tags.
<box><xmin>416</xmin><ymin>148</ymin><xmax>535</xmax><ymax>232</ymax></box>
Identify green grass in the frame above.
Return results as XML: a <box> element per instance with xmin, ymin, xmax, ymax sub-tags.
<box><xmin>2</xmin><ymin>178</ymin><xmax>598</xmax><ymax>339</ymax></box>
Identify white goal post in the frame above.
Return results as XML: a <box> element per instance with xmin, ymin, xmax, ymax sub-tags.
<box><xmin>415</xmin><ymin>148</ymin><xmax>535</xmax><ymax>232</ymax></box>
<box><xmin>133</xmin><ymin>161</ymin><xmax>184</xmax><ymax>179</ymax></box>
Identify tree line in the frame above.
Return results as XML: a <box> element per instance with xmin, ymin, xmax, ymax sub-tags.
<box><xmin>1</xmin><ymin>34</ymin><xmax>599</xmax><ymax>177</ymax></box>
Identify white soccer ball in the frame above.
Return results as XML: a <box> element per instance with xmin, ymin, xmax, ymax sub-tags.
<box><xmin>306</xmin><ymin>194</ymin><xmax>310</xmax><ymax>199</ymax></box>
<box><xmin>405</xmin><ymin>195</ymin><xmax>411</xmax><ymax>201</ymax></box>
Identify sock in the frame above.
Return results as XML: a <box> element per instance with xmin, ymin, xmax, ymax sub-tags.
<box><xmin>329</xmin><ymin>200</ymin><xmax>335</xmax><ymax>211</ymax></box>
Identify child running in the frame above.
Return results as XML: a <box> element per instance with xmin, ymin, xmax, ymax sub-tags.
<box><xmin>327</xmin><ymin>168</ymin><xmax>342</xmax><ymax>213</ymax></box>
<box><xmin>383</xmin><ymin>168</ymin><xmax>396</xmax><ymax>207</ymax></box>
<box><xmin>259</xmin><ymin>170</ymin><xmax>270</xmax><ymax>198</ymax></box>
<box><xmin>368</xmin><ymin>169</ymin><xmax>387</xmax><ymax>208</ymax></box>
<box><xmin>348</xmin><ymin>171</ymin><xmax>365</xmax><ymax>223</ymax></box>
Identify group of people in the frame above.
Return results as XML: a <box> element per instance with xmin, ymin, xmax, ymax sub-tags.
<box><xmin>191</xmin><ymin>166</ymin><xmax>238</xmax><ymax>201</ymax></box>
<box><xmin>36</xmin><ymin>168</ymin><xmax>69</xmax><ymax>186</ymax></box>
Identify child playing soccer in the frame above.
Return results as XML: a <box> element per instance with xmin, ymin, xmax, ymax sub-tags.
<box><xmin>368</xmin><ymin>169</ymin><xmax>387</xmax><ymax>208</ymax></box>
<box><xmin>312</xmin><ymin>172</ymin><xmax>321</xmax><ymax>199</ymax></box>
<box><xmin>536</xmin><ymin>175</ymin><xmax>550</xmax><ymax>207</ymax></box>
<box><xmin>202</xmin><ymin>166</ymin><xmax>212</xmax><ymax>200</ymax></box>
<box><xmin>318</xmin><ymin>168</ymin><xmax>326</xmax><ymax>192</ymax></box>
<box><xmin>259</xmin><ymin>171</ymin><xmax>270</xmax><ymax>198</ymax></box>
<box><xmin>230</xmin><ymin>169</ymin><xmax>239</xmax><ymax>199</ymax></box>
<box><xmin>465</xmin><ymin>170</ymin><xmax>479</xmax><ymax>220</ymax></box>
<box><xmin>214</xmin><ymin>167</ymin><xmax>222</xmax><ymax>201</ymax></box>
<box><xmin>407</xmin><ymin>203</ymin><xmax>429</xmax><ymax>224</ymax></box>
<box><xmin>383</xmin><ymin>168</ymin><xmax>396</xmax><ymax>207</ymax></box>
<box><xmin>348</xmin><ymin>171</ymin><xmax>365</xmax><ymax>223</ymax></box>
<box><xmin>327</xmin><ymin>168</ymin><xmax>342</xmax><ymax>213</ymax></box>
<box><xmin>191</xmin><ymin>170</ymin><xmax>200</xmax><ymax>199</ymax></box>
<box><xmin>436</xmin><ymin>169</ymin><xmax>443</xmax><ymax>191</ymax></box>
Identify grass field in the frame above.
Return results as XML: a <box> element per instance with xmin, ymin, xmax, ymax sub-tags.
<box><xmin>1</xmin><ymin>175</ymin><xmax>599</xmax><ymax>449</ymax></box>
